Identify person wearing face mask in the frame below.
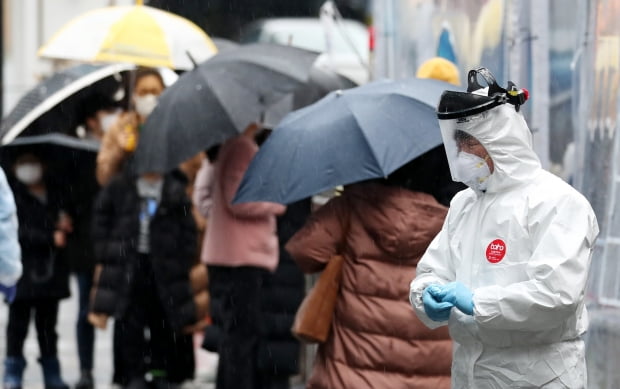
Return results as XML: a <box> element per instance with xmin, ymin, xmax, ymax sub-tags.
<box><xmin>96</xmin><ymin>67</ymin><xmax>165</xmax><ymax>187</ymax></box>
<box><xmin>77</xmin><ymin>94</ymin><xmax>122</xmax><ymax>142</ymax></box>
<box><xmin>3</xmin><ymin>153</ymin><xmax>71</xmax><ymax>389</ymax></box>
<box><xmin>409</xmin><ymin>68</ymin><xmax>599</xmax><ymax>388</ymax></box>
<box><xmin>88</xmin><ymin>164</ymin><xmax>204</xmax><ymax>388</ymax></box>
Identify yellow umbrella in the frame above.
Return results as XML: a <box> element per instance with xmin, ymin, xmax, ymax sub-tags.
<box><xmin>38</xmin><ymin>0</ymin><xmax>217</xmax><ymax>70</ymax></box>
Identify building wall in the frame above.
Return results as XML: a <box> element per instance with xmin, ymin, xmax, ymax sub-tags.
<box><xmin>2</xmin><ymin>0</ymin><xmax>133</xmax><ymax>116</ymax></box>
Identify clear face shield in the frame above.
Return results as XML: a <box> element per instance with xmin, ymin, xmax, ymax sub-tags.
<box><xmin>439</xmin><ymin>114</ymin><xmax>493</xmax><ymax>192</ymax></box>
<box><xmin>436</xmin><ymin>67</ymin><xmax>529</xmax><ymax>192</ymax></box>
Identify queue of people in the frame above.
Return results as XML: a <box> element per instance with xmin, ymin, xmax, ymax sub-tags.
<box><xmin>0</xmin><ymin>62</ymin><xmax>599</xmax><ymax>389</ymax></box>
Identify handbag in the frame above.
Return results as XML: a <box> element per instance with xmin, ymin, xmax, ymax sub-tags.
<box><xmin>291</xmin><ymin>254</ymin><xmax>344</xmax><ymax>343</ymax></box>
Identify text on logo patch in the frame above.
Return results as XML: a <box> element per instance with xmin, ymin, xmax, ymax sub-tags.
<box><xmin>486</xmin><ymin>239</ymin><xmax>506</xmax><ymax>263</ymax></box>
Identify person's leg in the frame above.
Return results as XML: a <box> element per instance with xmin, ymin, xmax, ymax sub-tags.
<box><xmin>148</xmin><ymin>312</ymin><xmax>195</xmax><ymax>385</ymax></box>
<box><xmin>6</xmin><ymin>301</ymin><xmax>31</xmax><ymax>358</ymax></box>
<box><xmin>142</xmin><ymin>255</ymin><xmax>195</xmax><ymax>385</ymax></box>
<box><xmin>258</xmin><ymin>374</ymin><xmax>290</xmax><ymax>389</ymax></box>
<box><xmin>122</xmin><ymin>255</ymin><xmax>150</xmax><ymax>386</ymax></box>
<box><xmin>112</xmin><ymin>318</ymin><xmax>130</xmax><ymax>386</ymax></box>
<box><xmin>34</xmin><ymin>299</ymin><xmax>68</xmax><ymax>389</ymax></box>
<box><xmin>75</xmin><ymin>272</ymin><xmax>95</xmax><ymax>388</ymax></box>
<box><xmin>215</xmin><ymin>266</ymin><xmax>263</xmax><ymax>389</ymax></box>
<box><xmin>4</xmin><ymin>301</ymin><xmax>31</xmax><ymax>389</ymax></box>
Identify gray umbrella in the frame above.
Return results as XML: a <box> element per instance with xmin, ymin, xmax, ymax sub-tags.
<box><xmin>264</xmin><ymin>64</ymin><xmax>358</xmax><ymax>127</ymax></box>
<box><xmin>135</xmin><ymin>43</ymin><xmax>320</xmax><ymax>174</ymax></box>
<box><xmin>0</xmin><ymin>63</ymin><xmax>132</xmax><ymax>144</ymax></box>
<box><xmin>210</xmin><ymin>37</ymin><xmax>239</xmax><ymax>52</ymax></box>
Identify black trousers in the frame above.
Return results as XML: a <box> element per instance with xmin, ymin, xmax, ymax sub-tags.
<box><xmin>210</xmin><ymin>265</ymin><xmax>287</xmax><ymax>389</ymax></box>
<box><xmin>6</xmin><ymin>299</ymin><xmax>60</xmax><ymax>358</ymax></box>
<box><xmin>76</xmin><ymin>271</ymin><xmax>95</xmax><ymax>371</ymax></box>
<box><xmin>121</xmin><ymin>255</ymin><xmax>194</xmax><ymax>384</ymax></box>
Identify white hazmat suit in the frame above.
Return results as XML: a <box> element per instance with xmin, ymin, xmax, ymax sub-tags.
<box><xmin>410</xmin><ymin>86</ymin><xmax>599</xmax><ymax>388</ymax></box>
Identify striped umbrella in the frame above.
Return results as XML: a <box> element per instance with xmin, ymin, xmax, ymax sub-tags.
<box><xmin>38</xmin><ymin>0</ymin><xmax>217</xmax><ymax>70</ymax></box>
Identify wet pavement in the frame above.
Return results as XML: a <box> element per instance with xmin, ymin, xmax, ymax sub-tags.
<box><xmin>0</xmin><ymin>276</ymin><xmax>219</xmax><ymax>389</ymax></box>
<box><xmin>0</xmin><ymin>276</ymin><xmax>306</xmax><ymax>389</ymax></box>
<box><xmin>0</xmin><ymin>276</ymin><xmax>116</xmax><ymax>388</ymax></box>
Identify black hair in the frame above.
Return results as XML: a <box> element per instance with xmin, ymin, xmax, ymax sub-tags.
<box><xmin>385</xmin><ymin>145</ymin><xmax>466</xmax><ymax>206</ymax></box>
<box><xmin>454</xmin><ymin>129</ymin><xmax>475</xmax><ymax>143</ymax></box>
<box><xmin>77</xmin><ymin>93</ymin><xmax>118</xmax><ymax>124</ymax></box>
<box><xmin>134</xmin><ymin>67</ymin><xmax>165</xmax><ymax>89</ymax></box>
<box><xmin>205</xmin><ymin>145</ymin><xmax>221</xmax><ymax>163</ymax></box>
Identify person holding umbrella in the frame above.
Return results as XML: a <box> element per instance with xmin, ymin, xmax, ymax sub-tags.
<box><xmin>200</xmin><ymin>123</ymin><xmax>286</xmax><ymax>388</ymax></box>
<box><xmin>96</xmin><ymin>67</ymin><xmax>165</xmax><ymax>186</ymax></box>
<box><xmin>3</xmin><ymin>152</ymin><xmax>71</xmax><ymax>389</ymax></box>
<box><xmin>285</xmin><ymin>146</ymin><xmax>462</xmax><ymax>388</ymax></box>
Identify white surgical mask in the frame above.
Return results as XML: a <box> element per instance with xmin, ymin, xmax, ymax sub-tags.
<box><xmin>15</xmin><ymin>163</ymin><xmax>43</xmax><ymax>185</ymax></box>
<box><xmin>455</xmin><ymin>152</ymin><xmax>491</xmax><ymax>193</ymax></box>
<box><xmin>134</xmin><ymin>94</ymin><xmax>158</xmax><ymax>118</ymax></box>
<box><xmin>99</xmin><ymin>110</ymin><xmax>121</xmax><ymax>133</ymax></box>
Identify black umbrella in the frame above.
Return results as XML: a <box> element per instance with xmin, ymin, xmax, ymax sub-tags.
<box><xmin>0</xmin><ymin>134</ymin><xmax>99</xmax><ymax>201</ymax></box>
<box><xmin>0</xmin><ymin>63</ymin><xmax>132</xmax><ymax>145</ymax></box>
<box><xmin>134</xmin><ymin>43</ymin><xmax>320</xmax><ymax>174</ymax></box>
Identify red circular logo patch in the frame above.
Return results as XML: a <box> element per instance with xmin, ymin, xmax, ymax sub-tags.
<box><xmin>486</xmin><ymin>239</ymin><xmax>506</xmax><ymax>263</ymax></box>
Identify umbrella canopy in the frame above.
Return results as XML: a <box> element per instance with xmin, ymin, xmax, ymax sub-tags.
<box><xmin>38</xmin><ymin>2</ymin><xmax>217</xmax><ymax>70</ymax></box>
<box><xmin>210</xmin><ymin>37</ymin><xmax>240</xmax><ymax>52</ymax></box>
<box><xmin>264</xmin><ymin>64</ymin><xmax>358</xmax><ymax>127</ymax></box>
<box><xmin>0</xmin><ymin>136</ymin><xmax>99</xmax><ymax>223</ymax></box>
<box><xmin>0</xmin><ymin>63</ymin><xmax>134</xmax><ymax>145</ymax></box>
<box><xmin>234</xmin><ymin>78</ymin><xmax>460</xmax><ymax>205</ymax></box>
<box><xmin>134</xmin><ymin>43</ymin><xmax>320</xmax><ymax>174</ymax></box>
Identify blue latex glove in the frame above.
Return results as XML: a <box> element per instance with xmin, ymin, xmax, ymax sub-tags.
<box><xmin>434</xmin><ymin>282</ymin><xmax>474</xmax><ymax>315</ymax></box>
<box><xmin>0</xmin><ymin>283</ymin><xmax>16</xmax><ymax>303</ymax></box>
<box><xmin>422</xmin><ymin>284</ymin><xmax>454</xmax><ymax>322</ymax></box>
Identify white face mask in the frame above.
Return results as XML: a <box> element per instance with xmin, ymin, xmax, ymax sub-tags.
<box><xmin>99</xmin><ymin>110</ymin><xmax>121</xmax><ymax>133</ymax></box>
<box><xmin>134</xmin><ymin>94</ymin><xmax>158</xmax><ymax>118</ymax></box>
<box><xmin>15</xmin><ymin>163</ymin><xmax>43</xmax><ymax>185</ymax></box>
<box><xmin>455</xmin><ymin>152</ymin><xmax>491</xmax><ymax>192</ymax></box>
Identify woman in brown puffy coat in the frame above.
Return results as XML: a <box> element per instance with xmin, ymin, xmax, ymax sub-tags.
<box><xmin>286</xmin><ymin>146</ymin><xmax>464</xmax><ymax>389</ymax></box>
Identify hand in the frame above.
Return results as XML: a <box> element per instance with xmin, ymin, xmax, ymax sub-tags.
<box><xmin>53</xmin><ymin>230</ymin><xmax>66</xmax><ymax>248</ymax></box>
<box><xmin>422</xmin><ymin>285</ymin><xmax>454</xmax><ymax>322</ymax></box>
<box><xmin>56</xmin><ymin>211</ymin><xmax>73</xmax><ymax>233</ymax></box>
<box><xmin>182</xmin><ymin>316</ymin><xmax>211</xmax><ymax>334</ymax></box>
<box><xmin>115</xmin><ymin>112</ymin><xmax>139</xmax><ymax>152</ymax></box>
<box><xmin>433</xmin><ymin>282</ymin><xmax>474</xmax><ymax>316</ymax></box>
<box><xmin>0</xmin><ymin>284</ymin><xmax>17</xmax><ymax>303</ymax></box>
<box><xmin>88</xmin><ymin>312</ymin><xmax>109</xmax><ymax>329</ymax></box>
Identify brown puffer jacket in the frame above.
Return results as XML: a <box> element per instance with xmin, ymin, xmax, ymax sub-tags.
<box><xmin>286</xmin><ymin>182</ymin><xmax>452</xmax><ymax>389</ymax></box>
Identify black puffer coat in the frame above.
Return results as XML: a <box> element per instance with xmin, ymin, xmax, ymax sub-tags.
<box><xmin>257</xmin><ymin>198</ymin><xmax>310</xmax><ymax>375</ymax></box>
<box><xmin>90</xmin><ymin>170</ymin><xmax>197</xmax><ymax>331</ymax></box>
<box><xmin>10</xmin><ymin>180</ymin><xmax>70</xmax><ymax>301</ymax></box>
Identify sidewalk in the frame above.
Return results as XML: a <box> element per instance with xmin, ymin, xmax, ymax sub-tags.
<box><xmin>0</xmin><ymin>277</ymin><xmax>115</xmax><ymax>388</ymax></box>
<box><xmin>0</xmin><ymin>276</ymin><xmax>304</xmax><ymax>389</ymax></box>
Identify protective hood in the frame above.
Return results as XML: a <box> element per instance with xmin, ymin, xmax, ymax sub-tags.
<box><xmin>436</xmin><ymin>68</ymin><xmax>539</xmax><ymax>194</ymax></box>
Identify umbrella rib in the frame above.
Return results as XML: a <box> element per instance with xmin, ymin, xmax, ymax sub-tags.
<box><xmin>344</xmin><ymin>99</ymin><xmax>387</xmax><ymax>177</ymax></box>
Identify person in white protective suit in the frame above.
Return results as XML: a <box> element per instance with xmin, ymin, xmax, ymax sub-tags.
<box><xmin>409</xmin><ymin>67</ymin><xmax>599</xmax><ymax>389</ymax></box>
